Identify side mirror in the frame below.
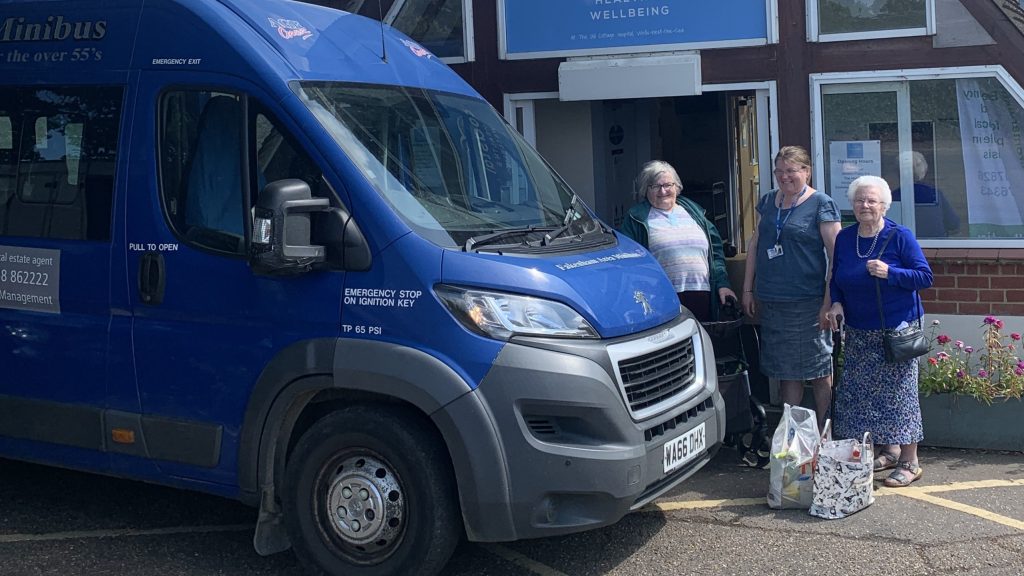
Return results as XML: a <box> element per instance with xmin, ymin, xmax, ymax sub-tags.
<box><xmin>312</xmin><ymin>206</ymin><xmax>372</xmax><ymax>272</ymax></box>
<box><xmin>251</xmin><ymin>179</ymin><xmax>329</xmax><ymax>275</ymax></box>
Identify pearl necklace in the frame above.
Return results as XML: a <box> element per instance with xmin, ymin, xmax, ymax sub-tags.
<box><xmin>856</xmin><ymin>225</ymin><xmax>882</xmax><ymax>258</ymax></box>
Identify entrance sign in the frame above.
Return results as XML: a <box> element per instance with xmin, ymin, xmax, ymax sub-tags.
<box><xmin>499</xmin><ymin>0</ymin><xmax>771</xmax><ymax>60</ymax></box>
<box><xmin>828</xmin><ymin>140</ymin><xmax>881</xmax><ymax>211</ymax></box>
<box><xmin>956</xmin><ymin>78</ymin><xmax>1024</xmax><ymax>237</ymax></box>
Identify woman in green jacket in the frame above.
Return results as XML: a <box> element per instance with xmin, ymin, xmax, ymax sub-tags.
<box><xmin>620</xmin><ymin>160</ymin><xmax>735</xmax><ymax>321</ymax></box>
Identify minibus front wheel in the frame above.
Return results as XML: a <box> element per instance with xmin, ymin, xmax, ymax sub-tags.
<box><xmin>284</xmin><ymin>406</ymin><xmax>461</xmax><ymax>576</ymax></box>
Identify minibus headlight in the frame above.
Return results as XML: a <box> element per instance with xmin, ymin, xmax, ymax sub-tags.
<box><xmin>435</xmin><ymin>285</ymin><xmax>599</xmax><ymax>340</ymax></box>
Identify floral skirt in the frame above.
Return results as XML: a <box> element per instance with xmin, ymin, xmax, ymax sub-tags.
<box><xmin>833</xmin><ymin>326</ymin><xmax>923</xmax><ymax>445</ymax></box>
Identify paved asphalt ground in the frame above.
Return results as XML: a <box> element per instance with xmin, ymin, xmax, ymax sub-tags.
<box><xmin>0</xmin><ymin>446</ymin><xmax>1022</xmax><ymax>576</ymax></box>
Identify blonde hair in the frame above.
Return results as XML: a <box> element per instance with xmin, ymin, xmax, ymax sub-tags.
<box><xmin>774</xmin><ymin>145</ymin><xmax>812</xmax><ymax>184</ymax></box>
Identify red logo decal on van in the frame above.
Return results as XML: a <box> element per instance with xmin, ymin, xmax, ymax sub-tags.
<box><xmin>268</xmin><ymin>17</ymin><xmax>314</xmax><ymax>41</ymax></box>
<box><xmin>401</xmin><ymin>39</ymin><xmax>432</xmax><ymax>59</ymax></box>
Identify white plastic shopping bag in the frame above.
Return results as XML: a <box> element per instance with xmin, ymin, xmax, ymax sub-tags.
<box><xmin>809</xmin><ymin>432</ymin><xmax>875</xmax><ymax>519</ymax></box>
<box><xmin>766</xmin><ymin>404</ymin><xmax>820</xmax><ymax>509</ymax></box>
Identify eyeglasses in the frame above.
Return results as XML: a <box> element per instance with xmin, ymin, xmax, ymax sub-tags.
<box><xmin>772</xmin><ymin>168</ymin><xmax>806</xmax><ymax>176</ymax></box>
<box><xmin>648</xmin><ymin>183</ymin><xmax>678</xmax><ymax>192</ymax></box>
<box><xmin>853</xmin><ymin>198</ymin><xmax>881</xmax><ymax>207</ymax></box>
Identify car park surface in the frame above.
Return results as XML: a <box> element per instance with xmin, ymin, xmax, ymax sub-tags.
<box><xmin>2</xmin><ymin>445</ymin><xmax>1022</xmax><ymax>576</ymax></box>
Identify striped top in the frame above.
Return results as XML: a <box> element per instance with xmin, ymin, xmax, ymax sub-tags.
<box><xmin>646</xmin><ymin>205</ymin><xmax>710</xmax><ymax>292</ymax></box>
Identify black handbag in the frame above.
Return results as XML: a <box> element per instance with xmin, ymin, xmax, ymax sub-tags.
<box><xmin>881</xmin><ymin>320</ymin><xmax>929</xmax><ymax>363</ymax></box>
<box><xmin>874</xmin><ymin>231</ymin><xmax>929</xmax><ymax>363</ymax></box>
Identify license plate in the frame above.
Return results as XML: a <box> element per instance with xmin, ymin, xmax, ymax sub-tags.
<box><xmin>663</xmin><ymin>422</ymin><xmax>706</xmax><ymax>474</ymax></box>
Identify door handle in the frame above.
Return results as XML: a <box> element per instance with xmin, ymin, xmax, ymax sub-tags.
<box><xmin>139</xmin><ymin>251</ymin><xmax>166</xmax><ymax>305</ymax></box>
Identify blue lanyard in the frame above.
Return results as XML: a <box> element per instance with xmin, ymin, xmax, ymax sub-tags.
<box><xmin>775</xmin><ymin>186</ymin><xmax>807</xmax><ymax>245</ymax></box>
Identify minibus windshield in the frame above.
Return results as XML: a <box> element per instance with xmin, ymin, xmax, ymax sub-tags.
<box><xmin>296</xmin><ymin>82</ymin><xmax>608</xmax><ymax>251</ymax></box>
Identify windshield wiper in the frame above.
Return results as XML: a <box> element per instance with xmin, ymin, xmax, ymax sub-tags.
<box><xmin>464</xmin><ymin>226</ymin><xmax>553</xmax><ymax>252</ymax></box>
<box><xmin>542</xmin><ymin>194</ymin><xmax>598</xmax><ymax>245</ymax></box>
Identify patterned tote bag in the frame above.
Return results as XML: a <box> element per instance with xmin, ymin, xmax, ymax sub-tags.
<box><xmin>809</xmin><ymin>431</ymin><xmax>874</xmax><ymax>519</ymax></box>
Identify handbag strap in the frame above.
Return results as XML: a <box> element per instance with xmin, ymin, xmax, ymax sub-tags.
<box><xmin>873</xmin><ymin>226</ymin><xmax>922</xmax><ymax>331</ymax></box>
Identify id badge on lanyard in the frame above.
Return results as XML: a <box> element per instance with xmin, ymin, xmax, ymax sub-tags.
<box><xmin>771</xmin><ymin>186</ymin><xmax>806</xmax><ymax>260</ymax></box>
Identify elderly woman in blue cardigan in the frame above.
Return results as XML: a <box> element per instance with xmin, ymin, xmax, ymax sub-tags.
<box><xmin>827</xmin><ymin>175</ymin><xmax>933</xmax><ymax>488</ymax></box>
<box><xmin>620</xmin><ymin>160</ymin><xmax>736</xmax><ymax>322</ymax></box>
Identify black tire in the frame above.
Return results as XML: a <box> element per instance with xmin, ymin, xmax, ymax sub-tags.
<box><xmin>283</xmin><ymin>406</ymin><xmax>461</xmax><ymax>576</ymax></box>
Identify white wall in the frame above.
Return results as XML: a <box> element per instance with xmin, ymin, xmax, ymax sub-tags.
<box><xmin>534</xmin><ymin>99</ymin><xmax>596</xmax><ymax>210</ymax></box>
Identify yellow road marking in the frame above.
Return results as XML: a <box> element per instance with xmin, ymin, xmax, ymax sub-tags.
<box><xmin>908</xmin><ymin>478</ymin><xmax>1024</xmax><ymax>493</ymax></box>
<box><xmin>895</xmin><ymin>490</ymin><xmax>1024</xmax><ymax>531</ymax></box>
<box><xmin>646</xmin><ymin>478</ymin><xmax>1024</xmax><ymax>523</ymax></box>
<box><xmin>645</xmin><ymin>497</ymin><xmax>765</xmax><ymax>511</ymax></box>
<box><xmin>480</xmin><ymin>543</ymin><xmax>570</xmax><ymax>576</ymax></box>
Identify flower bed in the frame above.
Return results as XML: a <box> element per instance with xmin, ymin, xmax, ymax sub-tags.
<box><xmin>919</xmin><ymin>316</ymin><xmax>1024</xmax><ymax>404</ymax></box>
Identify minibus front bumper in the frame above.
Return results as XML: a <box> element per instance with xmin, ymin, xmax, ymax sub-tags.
<box><xmin>433</xmin><ymin>315</ymin><xmax>726</xmax><ymax>542</ymax></box>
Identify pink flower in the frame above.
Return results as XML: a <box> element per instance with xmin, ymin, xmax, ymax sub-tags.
<box><xmin>956</xmin><ymin>340</ymin><xmax>964</xmax><ymax>349</ymax></box>
<box><xmin>1016</xmin><ymin>367</ymin><xmax>1024</xmax><ymax>376</ymax></box>
<box><xmin>1011</xmin><ymin>333</ymin><xmax>1021</xmax><ymax>341</ymax></box>
<box><xmin>957</xmin><ymin>369</ymin><xmax>965</xmax><ymax>379</ymax></box>
<box><xmin>995</xmin><ymin>320</ymin><xmax>1005</xmax><ymax>330</ymax></box>
<box><xmin>928</xmin><ymin>357</ymin><xmax>939</xmax><ymax>365</ymax></box>
<box><xmin>936</xmin><ymin>351</ymin><xmax>950</xmax><ymax>360</ymax></box>
<box><xmin>978</xmin><ymin>369</ymin><xmax>988</xmax><ymax>378</ymax></box>
<box><xmin>984</xmin><ymin>316</ymin><xmax>998</xmax><ymax>325</ymax></box>
<box><xmin>965</xmin><ymin>346</ymin><xmax>974</xmax><ymax>354</ymax></box>
<box><xmin>936</xmin><ymin>334</ymin><xmax>951</xmax><ymax>344</ymax></box>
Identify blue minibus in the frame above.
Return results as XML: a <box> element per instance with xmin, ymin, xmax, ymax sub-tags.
<box><xmin>0</xmin><ymin>1</ymin><xmax>725</xmax><ymax>574</ymax></box>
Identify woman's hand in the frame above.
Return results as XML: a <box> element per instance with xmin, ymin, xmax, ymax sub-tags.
<box><xmin>818</xmin><ymin>303</ymin><xmax>832</xmax><ymax>330</ymax></box>
<box><xmin>741</xmin><ymin>290</ymin><xmax>756</xmax><ymax>318</ymax></box>
<box><xmin>718</xmin><ymin>287</ymin><xmax>737</xmax><ymax>306</ymax></box>
<box><xmin>825</xmin><ymin>302</ymin><xmax>844</xmax><ymax>332</ymax></box>
<box><xmin>866</xmin><ymin>259</ymin><xmax>889</xmax><ymax>279</ymax></box>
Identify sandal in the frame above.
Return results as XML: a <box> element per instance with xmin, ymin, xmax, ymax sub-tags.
<box><xmin>884</xmin><ymin>461</ymin><xmax>923</xmax><ymax>487</ymax></box>
<box><xmin>873</xmin><ymin>451</ymin><xmax>899</xmax><ymax>472</ymax></box>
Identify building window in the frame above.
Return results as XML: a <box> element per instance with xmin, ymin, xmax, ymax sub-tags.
<box><xmin>809</xmin><ymin>0</ymin><xmax>933</xmax><ymax>42</ymax></box>
<box><xmin>385</xmin><ymin>0</ymin><xmax>473</xmax><ymax>62</ymax></box>
<box><xmin>0</xmin><ymin>86</ymin><xmax>122</xmax><ymax>241</ymax></box>
<box><xmin>814</xmin><ymin>67</ymin><xmax>1024</xmax><ymax>245</ymax></box>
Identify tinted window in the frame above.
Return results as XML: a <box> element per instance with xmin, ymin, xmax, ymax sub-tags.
<box><xmin>817</xmin><ymin>0</ymin><xmax>927</xmax><ymax>36</ymax></box>
<box><xmin>159</xmin><ymin>90</ymin><xmax>246</xmax><ymax>254</ymax></box>
<box><xmin>0</xmin><ymin>86</ymin><xmax>121</xmax><ymax>241</ymax></box>
<box><xmin>159</xmin><ymin>90</ymin><xmax>327</xmax><ymax>255</ymax></box>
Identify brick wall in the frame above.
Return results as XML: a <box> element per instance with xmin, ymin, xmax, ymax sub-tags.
<box><xmin>921</xmin><ymin>249</ymin><xmax>1024</xmax><ymax>316</ymax></box>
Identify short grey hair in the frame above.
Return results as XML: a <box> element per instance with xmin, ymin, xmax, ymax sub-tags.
<box><xmin>847</xmin><ymin>175</ymin><xmax>892</xmax><ymax>209</ymax></box>
<box><xmin>635</xmin><ymin>160</ymin><xmax>682</xmax><ymax>201</ymax></box>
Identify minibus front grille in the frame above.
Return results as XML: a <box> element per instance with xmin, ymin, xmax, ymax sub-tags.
<box><xmin>617</xmin><ymin>337</ymin><xmax>696</xmax><ymax>417</ymax></box>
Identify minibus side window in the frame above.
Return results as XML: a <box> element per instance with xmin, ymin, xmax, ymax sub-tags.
<box><xmin>254</xmin><ymin>111</ymin><xmax>324</xmax><ymax>200</ymax></box>
<box><xmin>0</xmin><ymin>116</ymin><xmax>12</xmax><ymax>228</ymax></box>
<box><xmin>159</xmin><ymin>91</ymin><xmax>333</xmax><ymax>256</ymax></box>
<box><xmin>159</xmin><ymin>90</ymin><xmax>246</xmax><ymax>254</ymax></box>
<box><xmin>0</xmin><ymin>86</ymin><xmax>121</xmax><ymax>241</ymax></box>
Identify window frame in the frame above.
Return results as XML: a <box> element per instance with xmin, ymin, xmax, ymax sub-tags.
<box><xmin>384</xmin><ymin>0</ymin><xmax>474</xmax><ymax>64</ymax></box>
<box><xmin>807</xmin><ymin>0</ymin><xmax>935</xmax><ymax>43</ymax></box>
<box><xmin>809</xmin><ymin>65</ymin><xmax>1024</xmax><ymax>248</ymax></box>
